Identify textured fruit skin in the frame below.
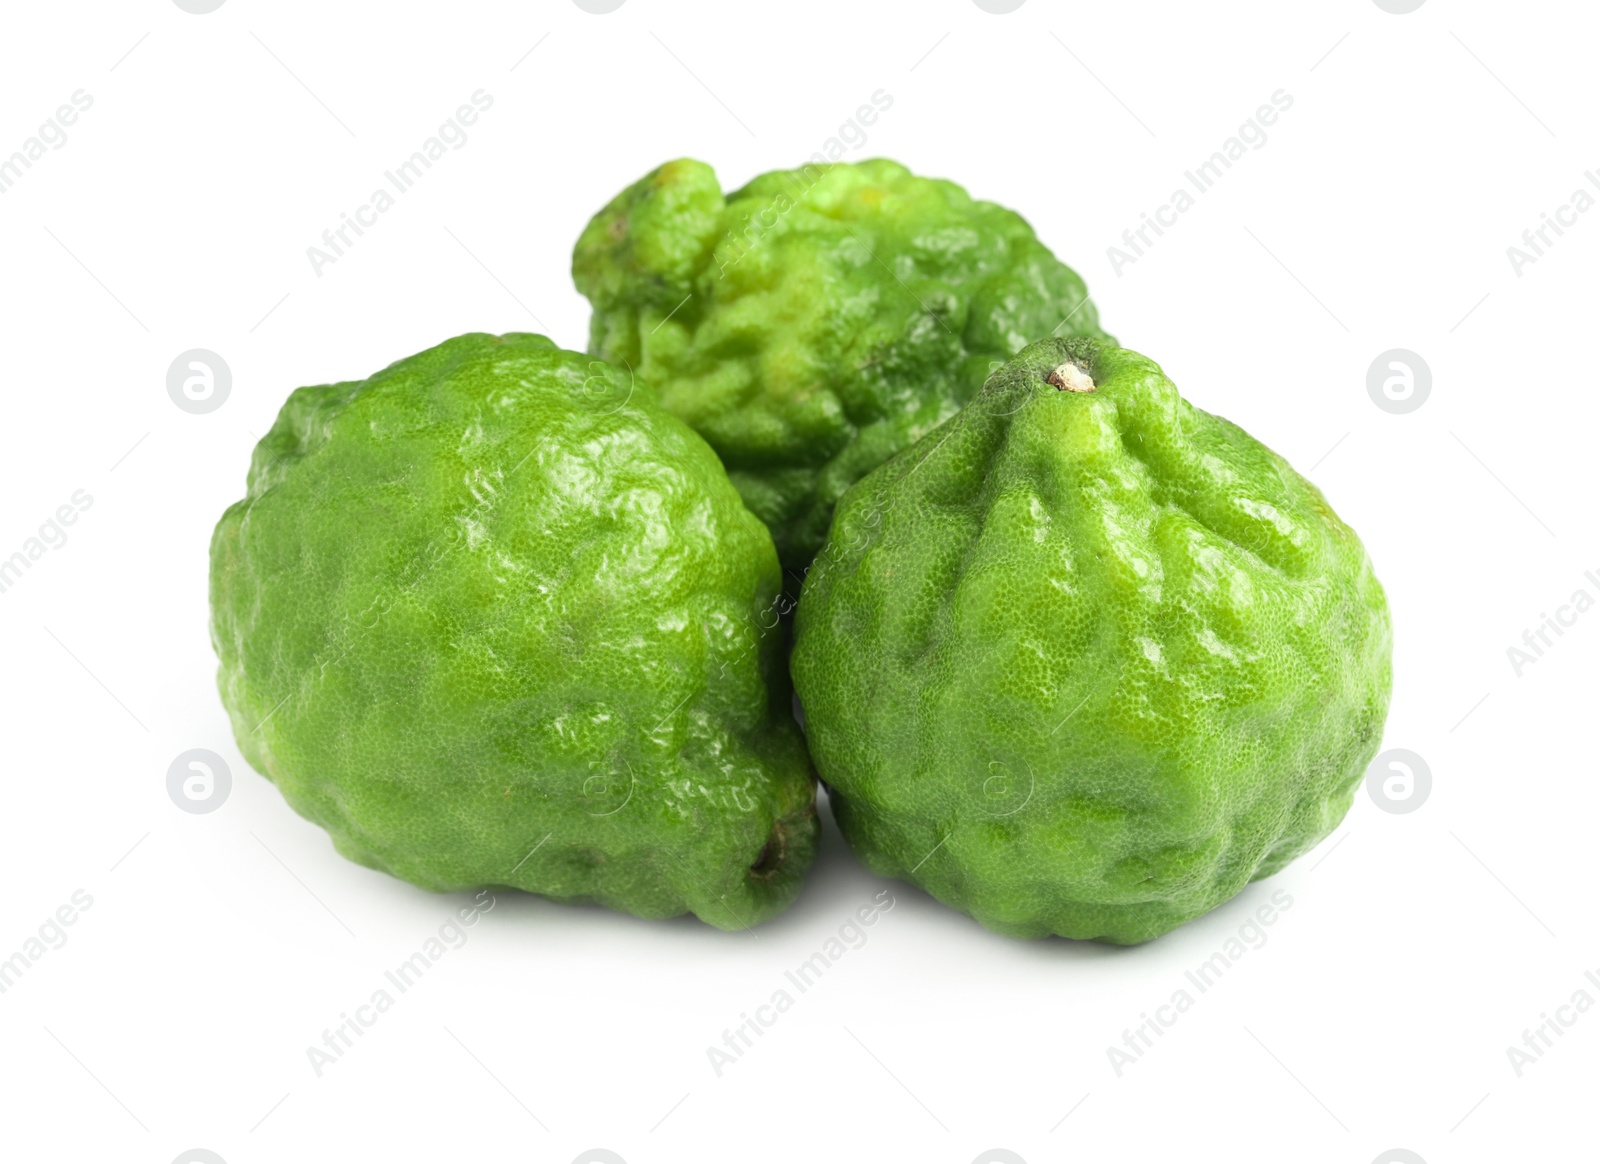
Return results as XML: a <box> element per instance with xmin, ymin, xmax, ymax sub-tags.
<box><xmin>210</xmin><ymin>333</ymin><xmax>816</xmax><ymax>930</ymax></box>
<box><xmin>791</xmin><ymin>337</ymin><xmax>1391</xmax><ymax>944</ymax></box>
<box><xmin>573</xmin><ymin>158</ymin><xmax>1110</xmax><ymax>568</ymax></box>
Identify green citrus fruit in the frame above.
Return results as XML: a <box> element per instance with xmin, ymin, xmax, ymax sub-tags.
<box><xmin>210</xmin><ymin>333</ymin><xmax>816</xmax><ymax>929</ymax></box>
<box><xmin>573</xmin><ymin>157</ymin><xmax>1110</xmax><ymax>568</ymax></box>
<box><xmin>791</xmin><ymin>336</ymin><xmax>1391</xmax><ymax>943</ymax></box>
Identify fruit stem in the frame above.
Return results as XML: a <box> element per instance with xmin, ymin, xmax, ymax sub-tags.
<box><xmin>750</xmin><ymin>821</ymin><xmax>787</xmax><ymax>879</ymax></box>
<box><xmin>1048</xmin><ymin>363</ymin><xmax>1096</xmax><ymax>393</ymax></box>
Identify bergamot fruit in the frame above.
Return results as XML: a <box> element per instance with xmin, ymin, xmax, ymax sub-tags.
<box><xmin>791</xmin><ymin>336</ymin><xmax>1391</xmax><ymax>944</ymax></box>
<box><xmin>573</xmin><ymin>158</ymin><xmax>1111</xmax><ymax>569</ymax></box>
<box><xmin>210</xmin><ymin>333</ymin><xmax>817</xmax><ymax>929</ymax></box>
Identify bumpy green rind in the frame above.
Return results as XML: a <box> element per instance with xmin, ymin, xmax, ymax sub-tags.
<box><xmin>210</xmin><ymin>333</ymin><xmax>817</xmax><ymax>930</ymax></box>
<box><xmin>791</xmin><ymin>337</ymin><xmax>1391</xmax><ymax>944</ymax></box>
<box><xmin>573</xmin><ymin>158</ymin><xmax>1111</xmax><ymax>568</ymax></box>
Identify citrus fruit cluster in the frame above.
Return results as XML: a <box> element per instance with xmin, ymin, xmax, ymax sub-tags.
<box><xmin>212</xmin><ymin>160</ymin><xmax>1390</xmax><ymax>942</ymax></box>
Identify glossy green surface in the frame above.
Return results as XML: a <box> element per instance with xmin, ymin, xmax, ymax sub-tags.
<box><xmin>210</xmin><ymin>333</ymin><xmax>816</xmax><ymax>929</ymax></box>
<box><xmin>573</xmin><ymin>158</ymin><xmax>1110</xmax><ymax>568</ymax></box>
<box><xmin>791</xmin><ymin>337</ymin><xmax>1391</xmax><ymax>944</ymax></box>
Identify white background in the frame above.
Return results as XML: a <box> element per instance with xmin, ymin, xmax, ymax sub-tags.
<box><xmin>0</xmin><ymin>1</ymin><xmax>1594</xmax><ymax>1162</ymax></box>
